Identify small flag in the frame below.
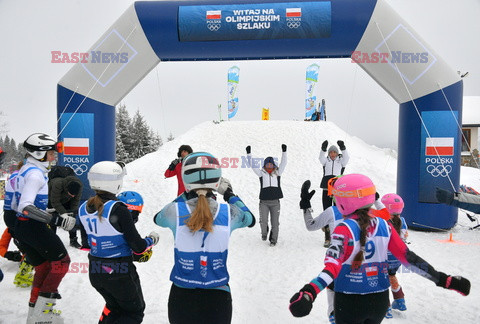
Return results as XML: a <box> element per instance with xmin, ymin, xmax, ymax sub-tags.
<box><xmin>365</xmin><ymin>266</ymin><xmax>378</xmax><ymax>277</ymax></box>
<box><xmin>206</xmin><ymin>10</ymin><xmax>221</xmax><ymax>20</ymax></box>
<box><xmin>91</xmin><ymin>237</ymin><xmax>97</xmax><ymax>247</ymax></box>
<box><xmin>200</xmin><ymin>256</ymin><xmax>208</xmax><ymax>266</ymax></box>
<box><xmin>425</xmin><ymin>137</ymin><xmax>454</xmax><ymax>156</ymax></box>
<box><xmin>286</xmin><ymin>8</ymin><xmax>301</xmax><ymax>17</ymax></box>
<box><xmin>262</xmin><ymin>108</ymin><xmax>270</xmax><ymax>120</ymax></box>
<box><xmin>63</xmin><ymin>138</ymin><xmax>89</xmax><ymax>156</ymax></box>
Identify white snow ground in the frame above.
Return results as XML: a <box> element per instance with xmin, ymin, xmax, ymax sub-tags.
<box><xmin>1</xmin><ymin>120</ymin><xmax>479</xmax><ymax>323</ymax></box>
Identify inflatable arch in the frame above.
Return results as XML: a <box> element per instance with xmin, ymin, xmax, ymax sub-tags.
<box><xmin>57</xmin><ymin>0</ymin><xmax>462</xmax><ymax>230</ymax></box>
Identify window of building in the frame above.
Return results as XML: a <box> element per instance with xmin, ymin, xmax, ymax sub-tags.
<box><xmin>461</xmin><ymin>128</ymin><xmax>471</xmax><ymax>152</ymax></box>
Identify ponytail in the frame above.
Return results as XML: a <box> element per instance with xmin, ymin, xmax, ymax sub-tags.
<box><xmin>352</xmin><ymin>208</ymin><xmax>371</xmax><ymax>270</ymax></box>
<box><xmin>186</xmin><ymin>190</ymin><xmax>213</xmax><ymax>233</ymax></box>
<box><xmin>87</xmin><ymin>192</ymin><xmax>106</xmax><ymax>220</ymax></box>
<box><xmin>391</xmin><ymin>215</ymin><xmax>402</xmax><ymax>235</ymax></box>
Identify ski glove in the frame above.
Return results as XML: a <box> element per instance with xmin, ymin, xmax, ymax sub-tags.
<box><xmin>289</xmin><ymin>284</ymin><xmax>318</xmax><ymax>317</ymax></box>
<box><xmin>436</xmin><ymin>272</ymin><xmax>471</xmax><ymax>296</ymax></box>
<box><xmin>168</xmin><ymin>158</ymin><xmax>181</xmax><ymax>171</ymax></box>
<box><xmin>321</xmin><ymin>140</ymin><xmax>328</xmax><ymax>152</ymax></box>
<box><xmin>282</xmin><ymin>144</ymin><xmax>287</xmax><ymax>152</ymax></box>
<box><xmin>300</xmin><ymin>180</ymin><xmax>316</xmax><ymax>210</ymax></box>
<box><xmin>337</xmin><ymin>140</ymin><xmax>346</xmax><ymax>151</ymax></box>
<box><xmin>435</xmin><ymin>187</ymin><xmax>454</xmax><ymax>205</ymax></box>
<box><xmin>133</xmin><ymin>249</ymin><xmax>153</xmax><ymax>263</ymax></box>
<box><xmin>246</xmin><ymin>145</ymin><xmax>251</xmax><ymax>154</ymax></box>
<box><xmin>53</xmin><ymin>213</ymin><xmax>76</xmax><ymax>231</ymax></box>
<box><xmin>217</xmin><ymin>177</ymin><xmax>232</xmax><ymax>195</ymax></box>
<box><xmin>147</xmin><ymin>232</ymin><xmax>160</xmax><ymax>246</ymax></box>
<box><xmin>4</xmin><ymin>251</ymin><xmax>22</xmax><ymax>262</ymax></box>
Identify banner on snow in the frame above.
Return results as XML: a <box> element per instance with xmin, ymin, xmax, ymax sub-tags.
<box><xmin>305</xmin><ymin>63</ymin><xmax>319</xmax><ymax>119</ymax></box>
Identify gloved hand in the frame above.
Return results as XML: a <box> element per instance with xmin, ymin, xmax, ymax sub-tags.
<box><xmin>133</xmin><ymin>249</ymin><xmax>153</xmax><ymax>263</ymax></box>
<box><xmin>282</xmin><ymin>144</ymin><xmax>287</xmax><ymax>152</ymax></box>
<box><xmin>4</xmin><ymin>251</ymin><xmax>22</xmax><ymax>262</ymax></box>
<box><xmin>289</xmin><ymin>284</ymin><xmax>318</xmax><ymax>317</ymax></box>
<box><xmin>168</xmin><ymin>158</ymin><xmax>181</xmax><ymax>171</ymax></box>
<box><xmin>217</xmin><ymin>177</ymin><xmax>232</xmax><ymax>195</ymax></box>
<box><xmin>435</xmin><ymin>187</ymin><xmax>454</xmax><ymax>205</ymax></box>
<box><xmin>300</xmin><ymin>180</ymin><xmax>316</xmax><ymax>210</ymax></box>
<box><xmin>54</xmin><ymin>213</ymin><xmax>76</xmax><ymax>231</ymax></box>
<box><xmin>436</xmin><ymin>272</ymin><xmax>470</xmax><ymax>296</ymax></box>
<box><xmin>337</xmin><ymin>140</ymin><xmax>346</xmax><ymax>151</ymax></box>
<box><xmin>147</xmin><ymin>231</ymin><xmax>160</xmax><ymax>246</ymax></box>
<box><xmin>321</xmin><ymin>140</ymin><xmax>328</xmax><ymax>152</ymax></box>
<box><xmin>246</xmin><ymin>145</ymin><xmax>251</xmax><ymax>154</ymax></box>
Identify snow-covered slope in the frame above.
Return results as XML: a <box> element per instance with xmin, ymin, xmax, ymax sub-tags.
<box><xmin>1</xmin><ymin>120</ymin><xmax>479</xmax><ymax>323</ymax></box>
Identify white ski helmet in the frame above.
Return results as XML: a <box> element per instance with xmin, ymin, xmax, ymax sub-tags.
<box><xmin>181</xmin><ymin>152</ymin><xmax>221</xmax><ymax>192</ymax></box>
<box><xmin>23</xmin><ymin>133</ymin><xmax>58</xmax><ymax>161</ymax></box>
<box><xmin>88</xmin><ymin>161</ymin><xmax>126</xmax><ymax>194</ymax></box>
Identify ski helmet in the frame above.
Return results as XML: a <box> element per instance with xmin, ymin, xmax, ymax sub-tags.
<box><xmin>181</xmin><ymin>152</ymin><xmax>221</xmax><ymax>192</ymax></box>
<box><xmin>88</xmin><ymin>161</ymin><xmax>126</xmax><ymax>194</ymax></box>
<box><xmin>117</xmin><ymin>191</ymin><xmax>144</xmax><ymax>212</ymax></box>
<box><xmin>330</xmin><ymin>173</ymin><xmax>377</xmax><ymax>215</ymax></box>
<box><xmin>23</xmin><ymin>133</ymin><xmax>58</xmax><ymax>161</ymax></box>
<box><xmin>381</xmin><ymin>193</ymin><xmax>404</xmax><ymax>215</ymax></box>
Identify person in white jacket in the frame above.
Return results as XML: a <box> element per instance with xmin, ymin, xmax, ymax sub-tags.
<box><xmin>318</xmin><ymin>140</ymin><xmax>349</xmax><ymax>246</ymax></box>
<box><xmin>246</xmin><ymin>144</ymin><xmax>287</xmax><ymax>246</ymax></box>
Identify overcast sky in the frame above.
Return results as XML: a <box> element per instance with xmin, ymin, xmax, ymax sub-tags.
<box><xmin>0</xmin><ymin>0</ymin><xmax>479</xmax><ymax>150</ymax></box>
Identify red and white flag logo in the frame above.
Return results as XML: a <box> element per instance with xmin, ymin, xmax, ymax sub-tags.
<box><xmin>365</xmin><ymin>266</ymin><xmax>378</xmax><ymax>277</ymax></box>
<box><xmin>286</xmin><ymin>8</ymin><xmax>302</xmax><ymax>17</ymax></box>
<box><xmin>91</xmin><ymin>237</ymin><xmax>97</xmax><ymax>247</ymax></box>
<box><xmin>425</xmin><ymin>137</ymin><xmax>454</xmax><ymax>156</ymax></box>
<box><xmin>64</xmin><ymin>138</ymin><xmax>89</xmax><ymax>156</ymax></box>
<box><xmin>200</xmin><ymin>256</ymin><xmax>208</xmax><ymax>266</ymax></box>
<box><xmin>206</xmin><ymin>10</ymin><xmax>221</xmax><ymax>20</ymax></box>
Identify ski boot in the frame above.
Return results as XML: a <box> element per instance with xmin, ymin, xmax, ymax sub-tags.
<box><xmin>27</xmin><ymin>293</ymin><xmax>64</xmax><ymax>324</ymax></box>
<box><xmin>385</xmin><ymin>307</ymin><xmax>393</xmax><ymax>319</ymax></box>
<box><xmin>13</xmin><ymin>259</ymin><xmax>34</xmax><ymax>288</ymax></box>
<box><xmin>392</xmin><ymin>298</ymin><xmax>407</xmax><ymax>311</ymax></box>
<box><xmin>69</xmin><ymin>237</ymin><xmax>82</xmax><ymax>249</ymax></box>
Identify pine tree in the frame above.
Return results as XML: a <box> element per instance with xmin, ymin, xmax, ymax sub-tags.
<box><xmin>116</xmin><ymin>103</ymin><xmax>132</xmax><ymax>161</ymax></box>
<box><xmin>149</xmin><ymin>130</ymin><xmax>163</xmax><ymax>152</ymax></box>
<box><xmin>129</xmin><ymin>110</ymin><xmax>150</xmax><ymax>161</ymax></box>
<box><xmin>167</xmin><ymin>132</ymin><xmax>175</xmax><ymax>142</ymax></box>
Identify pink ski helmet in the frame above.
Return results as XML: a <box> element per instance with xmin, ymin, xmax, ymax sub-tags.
<box><xmin>381</xmin><ymin>193</ymin><xmax>404</xmax><ymax>215</ymax></box>
<box><xmin>330</xmin><ymin>174</ymin><xmax>377</xmax><ymax>215</ymax></box>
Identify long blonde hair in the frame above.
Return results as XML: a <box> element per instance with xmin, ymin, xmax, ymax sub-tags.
<box><xmin>186</xmin><ymin>189</ymin><xmax>213</xmax><ymax>232</ymax></box>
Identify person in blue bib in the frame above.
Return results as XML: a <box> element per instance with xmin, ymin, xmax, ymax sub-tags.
<box><xmin>154</xmin><ymin>152</ymin><xmax>256</xmax><ymax>324</ymax></box>
<box><xmin>289</xmin><ymin>173</ymin><xmax>471</xmax><ymax>324</ymax></box>
<box><xmin>78</xmin><ymin>161</ymin><xmax>159</xmax><ymax>324</ymax></box>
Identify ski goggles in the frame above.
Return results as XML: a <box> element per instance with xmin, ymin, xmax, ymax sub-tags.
<box><xmin>328</xmin><ymin>176</ymin><xmax>376</xmax><ymax>198</ymax></box>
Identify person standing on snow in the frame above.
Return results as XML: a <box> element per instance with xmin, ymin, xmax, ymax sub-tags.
<box><xmin>289</xmin><ymin>174</ymin><xmax>470</xmax><ymax>323</ymax></box>
<box><xmin>13</xmin><ymin>133</ymin><xmax>75</xmax><ymax>324</ymax></box>
<box><xmin>319</xmin><ymin>139</ymin><xmax>349</xmax><ymax>247</ymax></box>
<box><xmin>246</xmin><ymin>144</ymin><xmax>287</xmax><ymax>246</ymax></box>
<box><xmin>47</xmin><ymin>168</ymin><xmax>84</xmax><ymax>249</ymax></box>
<box><xmin>78</xmin><ymin>161</ymin><xmax>159</xmax><ymax>324</ymax></box>
<box><xmin>154</xmin><ymin>152</ymin><xmax>255</xmax><ymax>324</ymax></box>
<box><xmin>164</xmin><ymin>145</ymin><xmax>193</xmax><ymax>196</ymax></box>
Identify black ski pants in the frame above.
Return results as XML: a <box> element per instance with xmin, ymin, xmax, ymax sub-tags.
<box><xmin>168</xmin><ymin>283</ymin><xmax>232</xmax><ymax>324</ymax></box>
<box><xmin>89</xmin><ymin>255</ymin><xmax>145</xmax><ymax>324</ymax></box>
<box><xmin>334</xmin><ymin>290</ymin><xmax>389</xmax><ymax>324</ymax></box>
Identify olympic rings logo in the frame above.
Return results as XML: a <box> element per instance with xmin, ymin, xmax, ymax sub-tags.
<box><xmin>65</xmin><ymin>164</ymin><xmax>88</xmax><ymax>176</ymax></box>
<box><xmin>207</xmin><ymin>23</ymin><xmax>221</xmax><ymax>32</ymax></box>
<box><xmin>426</xmin><ymin>164</ymin><xmax>452</xmax><ymax>177</ymax></box>
<box><xmin>287</xmin><ymin>21</ymin><xmax>301</xmax><ymax>29</ymax></box>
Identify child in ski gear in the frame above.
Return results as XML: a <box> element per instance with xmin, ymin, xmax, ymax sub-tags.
<box><xmin>154</xmin><ymin>152</ymin><xmax>255</xmax><ymax>324</ymax></box>
<box><xmin>289</xmin><ymin>173</ymin><xmax>470</xmax><ymax>324</ymax></box>
<box><xmin>78</xmin><ymin>161</ymin><xmax>159</xmax><ymax>324</ymax></box>
<box><xmin>164</xmin><ymin>144</ymin><xmax>193</xmax><ymax>196</ymax></box>
<box><xmin>246</xmin><ymin>144</ymin><xmax>287</xmax><ymax>246</ymax></box>
<box><xmin>381</xmin><ymin>193</ymin><xmax>408</xmax><ymax>318</ymax></box>
<box><xmin>13</xmin><ymin>133</ymin><xmax>73</xmax><ymax>324</ymax></box>
<box><xmin>319</xmin><ymin>140</ymin><xmax>349</xmax><ymax>247</ymax></box>
<box><xmin>117</xmin><ymin>191</ymin><xmax>152</xmax><ymax>262</ymax></box>
<box><xmin>436</xmin><ymin>187</ymin><xmax>480</xmax><ymax>214</ymax></box>
<box><xmin>47</xmin><ymin>169</ymin><xmax>85</xmax><ymax>249</ymax></box>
